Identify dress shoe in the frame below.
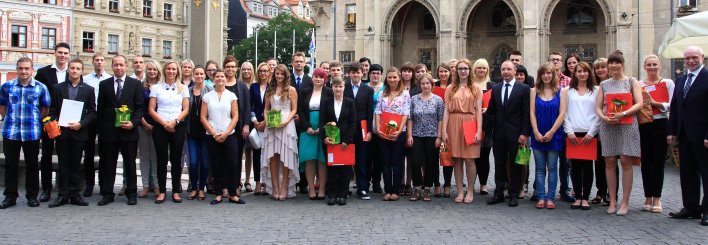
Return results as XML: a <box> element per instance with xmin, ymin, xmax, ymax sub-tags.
<box><xmin>27</xmin><ymin>198</ymin><xmax>40</xmax><ymax>207</ymax></box>
<box><xmin>327</xmin><ymin>197</ymin><xmax>337</xmax><ymax>206</ymax></box>
<box><xmin>49</xmin><ymin>196</ymin><xmax>69</xmax><ymax>208</ymax></box>
<box><xmin>487</xmin><ymin>195</ymin><xmax>504</xmax><ymax>205</ymax></box>
<box><xmin>127</xmin><ymin>196</ymin><xmax>137</xmax><ymax>205</ymax></box>
<box><xmin>39</xmin><ymin>191</ymin><xmax>51</xmax><ymax>202</ymax></box>
<box><xmin>338</xmin><ymin>197</ymin><xmax>347</xmax><ymax>206</ymax></box>
<box><xmin>0</xmin><ymin>199</ymin><xmax>17</xmax><ymax>209</ymax></box>
<box><xmin>70</xmin><ymin>196</ymin><xmax>89</xmax><ymax>206</ymax></box>
<box><xmin>172</xmin><ymin>194</ymin><xmax>182</xmax><ymax>203</ymax></box>
<box><xmin>701</xmin><ymin>216</ymin><xmax>708</xmax><ymax>226</ymax></box>
<box><xmin>508</xmin><ymin>197</ymin><xmax>519</xmax><ymax>207</ymax></box>
<box><xmin>560</xmin><ymin>190</ymin><xmax>576</xmax><ymax>202</ymax></box>
<box><xmin>228</xmin><ymin>197</ymin><xmax>246</xmax><ymax>204</ymax></box>
<box><xmin>82</xmin><ymin>186</ymin><xmax>94</xmax><ymax>197</ymax></box>
<box><xmin>669</xmin><ymin>208</ymin><xmax>702</xmax><ymax>219</ymax></box>
<box><xmin>372</xmin><ymin>183</ymin><xmax>383</xmax><ymax>193</ymax></box>
<box><xmin>97</xmin><ymin>197</ymin><xmax>114</xmax><ymax>206</ymax></box>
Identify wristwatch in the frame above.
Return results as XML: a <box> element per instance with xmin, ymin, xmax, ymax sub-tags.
<box><xmin>621</xmin><ymin>112</ymin><xmax>626</xmax><ymax>117</ymax></box>
<box><xmin>175</xmin><ymin>119</ymin><xmax>180</xmax><ymax>125</ymax></box>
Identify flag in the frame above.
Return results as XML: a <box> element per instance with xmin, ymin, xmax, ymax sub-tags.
<box><xmin>308</xmin><ymin>29</ymin><xmax>315</xmax><ymax>77</ymax></box>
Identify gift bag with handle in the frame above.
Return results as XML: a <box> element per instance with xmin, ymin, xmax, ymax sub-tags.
<box><xmin>515</xmin><ymin>144</ymin><xmax>531</xmax><ymax>165</ymax></box>
<box><xmin>439</xmin><ymin>143</ymin><xmax>453</xmax><ymax>167</ymax></box>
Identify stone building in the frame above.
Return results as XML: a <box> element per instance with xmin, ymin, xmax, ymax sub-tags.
<box><xmin>310</xmin><ymin>0</ymin><xmax>707</xmax><ymax>81</ymax></box>
<box><xmin>0</xmin><ymin>0</ymin><xmax>72</xmax><ymax>82</ymax></box>
<box><xmin>240</xmin><ymin>0</ymin><xmax>313</xmax><ymax>37</ymax></box>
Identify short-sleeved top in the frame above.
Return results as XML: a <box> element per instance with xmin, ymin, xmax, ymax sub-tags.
<box><xmin>203</xmin><ymin>89</ymin><xmax>238</xmax><ymax>135</ymax></box>
<box><xmin>150</xmin><ymin>83</ymin><xmax>189</xmax><ymax>121</ymax></box>
<box><xmin>409</xmin><ymin>94</ymin><xmax>444</xmax><ymax>137</ymax></box>
<box><xmin>0</xmin><ymin>78</ymin><xmax>51</xmax><ymax>141</ymax></box>
<box><xmin>375</xmin><ymin>90</ymin><xmax>411</xmax><ymax>131</ymax></box>
<box><xmin>445</xmin><ymin>85</ymin><xmax>477</xmax><ymax>115</ymax></box>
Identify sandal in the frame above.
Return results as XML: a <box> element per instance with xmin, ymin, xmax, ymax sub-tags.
<box><xmin>536</xmin><ymin>201</ymin><xmax>545</xmax><ymax>209</ymax></box>
<box><xmin>409</xmin><ymin>189</ymin><xmax>421</xmax><ymax>201</ymax></box>
<box><xmin>197</xmin><ymin>191</ymin><xmax>206</xmax><ymax>201</ymax></box>
<box><xmin>187</xmin><ymin>191</ymin><xmax>197</xmax><ymax>200</ymax></box>
<box><xmin>641</xmin><ymin>204</ymin><xmax>651</xmax><ymax>212</ymax></box>
<box><xmin>423</xmin><ymin>189</ymin><xmax>432</xmax><ymax>202</ymax></box>
<box><xmin>382</xmin><ymin>194</ymin><xmax>391</xmax><ymax>201</ymax></box>
<box><xmin>390</xmin><ymin>194</ymin><xmax>399</xmax><ymax>201</ymax></box>
<box><xmin>591</xmin><ymin>196</ymin><xmax>602</xmax><ymax>204</ymax></box>
<box><xmin>546</xmin><ymin>201</ymin><xmax>556</xmax><ymax>209</ymax></box>
<box><xmin>651</xmin><ymin>205</ymin><xmax>663</xmax><ymax>213</ymax></box>
<box><xmin>433</xmin><ymin>187</ymin><xmax>441</xmax><ymax>198</ymax></box>
<box><xmin>244</xmin><ymin>182</ymin><xmax>253</xmax><ymax>193</ymax></box>
<box><xmin>442</xmin><ymin>187</ymin><xmax>451</xmax><ymax>198</ymax></box>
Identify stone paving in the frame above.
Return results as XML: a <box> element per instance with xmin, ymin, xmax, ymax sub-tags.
<box><xmin>0</xmin><ymin>161</ymin><xmax>706</xmax><ymax>244</ymax></box>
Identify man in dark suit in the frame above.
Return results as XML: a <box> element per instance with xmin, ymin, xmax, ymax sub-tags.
<box><xmin>668</xmin><ymin>46</ymin><xmax>708</xmax><ymax>226</ymax></box>
<box><xmin>96</xmin><ymin>55</ymin><xmax>144</xmax><ymax>206</ymax></box>
<box><xmin>486</xmin><ymin>60</ymin><xmax>530</xmax><ymax>207</ymax></box>
<box><xmin>290</xmin><ymin>52</ymin><xmax>313</xmax><ymax>92</ymax></box>
<box><xmin>47</xmin><ymin>59</ymin><xmax>96</xmax><ymax>208</ymax></box>
<box><xmin>33</xmin><ymin>42</ymin><xmax>71</xmax><ymax>202</ymax></box>
<box><xmin>343</xmin><ymin>63</ymin><xmax>374</xmax><ymax>200</ymax></box>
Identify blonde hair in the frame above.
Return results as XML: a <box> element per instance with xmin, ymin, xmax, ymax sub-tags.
<box><xmin>161</xmin><ymin>61</ymin><xmax>184</xmax><ymax>94</ymax></box>
<box><xmin>643</xmin><ymin>54</ymin><xmax>660</xmax><ymax>65</ymax></box>
<box><xmin>471</xmin><ymin>58</ymin><xmax>490</xmax><ymax>85</ymax></box>
<box><xmin>143</xmin><ymin>60</ymin><xmax>162</xmax><ymax>90</ymax></box>
<box><xmin>238</xmin><ymin>61</ymin><xmax>255</xmax><ymax>85</ymax></box>
<box><xmin>255</xmin><ymin>62</ymin><xmax>270</xmax><ymax>85</ymax></box>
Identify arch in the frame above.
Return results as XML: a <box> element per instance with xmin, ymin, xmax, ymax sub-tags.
<box><xmin>381</xmin><ymin>0</ymin><xmax>439</xmax><ymax>35</ymax></box>
<box><xmin>458</xmin><ymin>0</ymin><xmax>523</xmax><ymax>34</ymax></box>
<box><xmin>540</xmin><ymin>0</ymin><xmax>614</xmax><ymax>31</ymax></box>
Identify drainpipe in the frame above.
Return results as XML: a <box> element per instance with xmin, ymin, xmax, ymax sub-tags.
<box><xmin>333</xmin><ymin>0</ymin><xmax>337</xmax><ymax>60</ymax></box>
<box><xmin>637</xmin><ymin>0</ymin><xmax>641</xmax><ymax>79</ymax></box>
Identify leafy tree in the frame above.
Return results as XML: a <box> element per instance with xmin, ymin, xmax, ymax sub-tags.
<box><xmin>230</xmin><ymin>13</ymin><xmax>315</xmax><ymax>71</ymax></box>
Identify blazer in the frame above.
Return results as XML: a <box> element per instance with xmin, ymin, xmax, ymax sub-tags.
<box><xmin>297</xmin><ymin>86</ymin><xmax>333</xmax><ymax>132</ymax></box>
<box><xmin>186</xmin><ymin>85</ymin><xmax>213</xmax><ymax>135</ymax></box>
<box><xmin>250</xmin><ymin>83</ymin><xmax>269</xmax><ymax>122</ymax></box>
<box><xmin>668</xmin><ymin>66</ymin><xmax>708</xmax><ymax>143</ymax></box>
<box><xmin>35</xmin><ymin>64</ymin><xmax>68</xmax><ymax>95</ymax></box>
<box><xmin>290</xmin><ymin>72</ymin><xmax>313</xmax><ymax>93</ymax></box>
<box><xmin>48</xmin><ymin>80</ymin><xmax>97</xmax><ymax>141</ymax></box>
<box><xmin>96</xmin><ymin>76</ymin><xmax>144</xmax><ymax>142</ymax></box>
<box><xmin>226</xmin><ymin>81</ymin><xmax>252</xmax><ymax>131</ymax></box>
<box><xmin>319</xmin><ymin>96</ymin><xmax>357</xmax><ymax>145</ymax></box>
<box><xmin>344</xmin><ymin>82</ymin><xmax>374</xmax><ymax>133</ymax></box>
<box><xmin>486</xmin><ymin>79</ymin><xmax>531</xmax><ymax>142</ymax></box>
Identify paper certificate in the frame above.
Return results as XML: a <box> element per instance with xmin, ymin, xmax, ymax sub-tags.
<box><xmin>59</xmin><ymin>99</ymin><xmax>84</xmax><ymax>127</ymax></box>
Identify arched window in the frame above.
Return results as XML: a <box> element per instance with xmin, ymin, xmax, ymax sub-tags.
<box><xmin>490</xmin><ymin>45</ymin><xmax>512</xmax><ymax>81</ymax></box>
<box><xmin>566</xmin><ymin>1</ymin><xmax>594</xmax><ymax>27</ymax></box>
<box><xmin>491</xmin><ymin>3</ymin><xmax>515</xmax><ymax>29</ymax></box>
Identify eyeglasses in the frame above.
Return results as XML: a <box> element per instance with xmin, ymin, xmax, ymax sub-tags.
<box><xmin>457</xmin><ymin>68</ymin><xmax>470</xmax><ymax>71</ymax></box>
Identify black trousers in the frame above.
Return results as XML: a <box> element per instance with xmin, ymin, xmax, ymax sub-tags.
<box><xmin>366</xmin><ymin>137</ymin><xmax>382</xmax><ymax>187</ymax></box>
<box><xmin>99</xmin><ymin>139</ymin><xmax>138</xmax><ymax>198</ymax></box>
<box><xmin>326</xmin><ymin>165</ymin><xmax>352</xmax><ymax>198</ymax></box>
<box><xmin>40</xmin><ymin>131</ymin><xmax>54</xmax><ymax>192</ymax></box>
<box><xmin>678</xmin><ymin>131</ymin><xmax>708</xmax><ymax>214</ymax></box>
<box><xmin>56</xmin><ymin>138</ymin><xmax>85</xmax><ymax>197</ymax></box>
<box><xmin>493</xmin><ymin>139</ymin><xmax>522</xmax><ymax>198</ymax></box>
<box><xmin>443</xmin><ymin>166</ymin><xmax>453</xmax><ymax>187</ymax></box>
<box><xmin>354</xmin><ymin>136</ymin><xmax>368</xmax><ymax>192</ymax></box>
<box><xmin>411</xmin><ymin>136</ymin><xmax>439</xmax><ymax>188</ymax></box>
<box><xmin>252</xmin><ymin>148</ymin><xmax>261</xmax><ymax>182</ymax></box>
<box><xmin>569</xmin><ymin>133</ymin><xmax>594</xmax><ymax>201</ymax></box>
<box><xmin>477</xmin><ymin>147</ymin><xmax>491</xmax><ymax>186</ymax></box>
<box><xmin>152</xmin><ymin>124</ymin><xmax>186</xmax><ymax>194</ymax></box>
<box><xmin>235</xmin><ymin>133</ymin><xmax>245</xmax><ymax>188</ymax></box>
<box><xmin>83</xmin><ymin>123</ymin><xmax>99</xmax><ymax>187</ymax></box>
<box><xmin>639</xmin><ymin>118</ymin><xmax>667</xmax><ymax>197</ymax></box>
<box><xmin>207</xmin><ymin>135</ymin><xmax>240</xmax><ymax>196</ymax></box>
<box><xmin>3</xmin><ymin>139</ymin><xmax>40</xmax><ymax>199</ymax></box>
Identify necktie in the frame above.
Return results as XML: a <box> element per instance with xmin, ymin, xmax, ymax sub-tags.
<box><xmin>503</xmin><ymin>83</ymin><xmax>510</xmax><ymax>105</ymax></box>
<box><xmin>116</xmin><ymin>79</ymin><xmax>123</xmax><ymax>98</ymax></box>
<box><xmin>296</xmin><ymin>77</ymin><xmax>301</xmax><ymax>89</ymax></box>
<box><xmin>684</xmin><ymin>73</ymin><xmax>695</xmax><ymax>98</ymax></box>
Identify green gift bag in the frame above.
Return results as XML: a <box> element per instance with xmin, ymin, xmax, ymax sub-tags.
<box><xmin>515</xmin><ymin>144</ymin><xmax>531</xmax><ymax>165</ymax></box>
<box><xmin>266</xmin><ymin>110</ymin><xmax>282</xmax><ymax>128</ymax></box>
<box><xmin>324</xmin><ymin>122</ymin><xmax>340</xmax><ymax>144</ymax></box>
<box><xmin>114</xmin><ymin>105</ymin><xmax>132</xmax><ymax>127</ymax></box>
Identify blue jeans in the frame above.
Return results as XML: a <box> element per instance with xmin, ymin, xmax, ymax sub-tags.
<box><xmin>187</xmin><ymin>135</ymin><xmax>209</xmax><ymax>191</ymax></box>
<box><xmin>534</xmin><ymin>149</ymin><xmax>559</xmax><ymax>201</ymax></box>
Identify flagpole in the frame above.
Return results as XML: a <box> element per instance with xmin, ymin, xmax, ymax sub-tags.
<box><xmin>255</xmin><ymin>27</ymin><xmax>258</xmax><ymax>64</ymax></box>
<box><xmin>292</xmin><ymin>29</ymin><xmax>295</xmax><ymax>55</ymax></box>
<box><xmin>274</xmin><ymin>31</ymin><xmax>277</xmax><ymax>59</ymax></box>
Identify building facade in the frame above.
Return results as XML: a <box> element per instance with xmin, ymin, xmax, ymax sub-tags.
<box><xmin>310</xmin><ymin>0</ymin><xmax>707</xmax><ymax>81</ymax></box>
<box><xmin>241</xmin><ymin>0</ymin><xmax>312</xmax><ymax>37</ymax></box>
<box><xmin>0</xmin><ymin>0</ymin><xmax>72</xmax><ymax>82</ymax></box>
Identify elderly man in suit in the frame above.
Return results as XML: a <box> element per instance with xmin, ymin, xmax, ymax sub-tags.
<box><xmin>47</xmin><ymin>59</ymin><xmax>96</xmax><ymax>208</ymax></box>
<box><xmin>668</xmin><ymin>46</ymin><xmax>708</xmax><ymax>226</ymax></box>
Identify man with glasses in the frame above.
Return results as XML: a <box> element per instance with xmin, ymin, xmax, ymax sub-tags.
<box><xmin>549</xmin><ymin>52</ymin><xmax>571</xmax><ymax>88</ymax></box>
<box><xmin>290</xmin><ymin>52</ymin><xmax>312</xmax><ymax>92</ymax></box>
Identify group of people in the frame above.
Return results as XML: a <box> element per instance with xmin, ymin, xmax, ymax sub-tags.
<box><xmin>1</xmin><ymin>42</ymin><xmax>706</xmax><ymax>226</ymax></box>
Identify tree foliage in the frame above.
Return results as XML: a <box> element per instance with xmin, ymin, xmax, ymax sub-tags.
<box><xmin>230</xmin><ymin>13</ymin><xmax>315</xmax><ymax>69</ymax></box>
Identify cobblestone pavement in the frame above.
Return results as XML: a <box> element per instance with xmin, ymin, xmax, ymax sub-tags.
<box><xmin>0</xmin><ymin>162</ymin><xmax>706</xmax><ymax>244</ymax></box>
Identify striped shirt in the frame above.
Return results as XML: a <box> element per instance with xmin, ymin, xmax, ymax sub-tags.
<box><xmin>0</xmin><ymin>78</ymin><xmax>51</xmax><ymax>141</ymax></box>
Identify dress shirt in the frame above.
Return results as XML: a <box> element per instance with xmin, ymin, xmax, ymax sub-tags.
<box><xmin>51</xmin><ymin>63</ymin><xmax>67</xmax><ymax>84</ymax></box>
<box><xmin>0</xmin><ymin>78</ymin><xmax>51</xmax><ymax>141</ymax></box>
<box><xmin>149</xmin><ymin>83</ymin><xmax>189</xmax><ymax>121</ymax></box>
<box><xmin>351</xmin><ymin>81</ymin><xmax>361</xmax><ymax>98</ymax></box>
<box><xmin>67</xmin><ymin>82</ymin><xmax>79</xmax><ymax>100</ymax></box>
<box><xmin>293</xmin><ymin>72</ymin><xmax>303</xmax><ymax>87</ymax></box>
<box><xmin>129</xmin><ymin>73</ymin><xmax>145</xmax><ymax>83</ymax></box>
<box><xmin>203</xmin><ymin>89</ymin><xmax>238</xmax><ymax>135</ymax></box>
<box><xmin>83</xmin><ymin>71</ymin><xmax>111</xmax><ymax>108</ymax></box>
<box><xmin>559</xmin><ymin>74</ymin><xmax>572</xmax><ymax>88</ymax></box>
<box><xmin>113</xmin><ymin>75</ymin><xmax>127</xmax><ymax>94</ymax></box>
<box><xmin>687</xmin><ymin>65</ymin><xmax>704</xmax><ymax>88</ymax></box>
<box><xmin>334</xmin><ymin>97</ymin><xmax>343</xmax><ymax>120</ymax></box>
<box><xmin>501</xmin><ymin>79</ymin><xmax>516</xmax><ymax>105</ymax></box>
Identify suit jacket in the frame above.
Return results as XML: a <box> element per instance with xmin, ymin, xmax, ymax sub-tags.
<box><xmin>226</xmin><ymin>81</ymin><xmax>252</xmax><ymax>131</ymax></box>
<box><xmin>250</xmin><ymin>83</ymin><xmax>269</xmax><ymax>122</ymax></box>
<box><xmin>319</xmin><ymin>96</ymin><xmax>356</xmax><ymax>145</ymax></box>
<box><xmin>487</xmin><ymin>80</ymin><xmax>530</xmax><ymax>142</ymax></box>
<box><xmin>297</xmin><ymin>86</ymin><xmax>333</xmax><ymax>132</ymax></box>
<box><xmin>48</xmin><ymin>80</ymin><xmax>97</xmax><ymax>141</ymax></box>
<box><xmin>344</xmin><ymin>82</ymin><xmax>374</xmax><ymax>133</ymax></box>
<box><xmin>96</xmin><ymin>76</ymin><xmax>144</xmax><ymax>142</ymax></box>
<box><xmin>668</xmin><ymin>66</ymin><xmax>708</xmax><ymax>143</ymax></box>
<box><xmin>35</xmin><ymin>64</ymin><xmax>68</xmax><ymax>95</ymax></box>
<box><xmin>291</xmin><ymin>72</ymin><xmax>313</xmax><ymax>93</ymax></box>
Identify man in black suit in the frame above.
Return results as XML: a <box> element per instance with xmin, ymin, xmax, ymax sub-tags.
<box><xmin>47</xmin><ymin>59</ymin><xmax>96</xmax><ymax>208</ymax></box>
<box><xmin>33</xmin><ymin>42</ymin><xmax>71</xmax><ymax>202</ymax></box>
<box><xmin>96</xmin><ymin>55</ymin><xmax>144</xmax><ymax>206</ymax></box>
<box><xmin>290</xmin><ymin>52</ymin><xmax>313</xmax><ymax>92</ymax></box>
<box><xmin>668</xmin><ymin>46</ymin><xmax>708</xmax><ymax>225</ymax></box>
<box><xmin>343</xmin><ymin>63</ymin><xmax>374</xmax><ymax>200</ymax></box>
<box><xmin>486</xmin><ymin>60</ymin><xmax>530</xmax><ymax>207</ymax></box>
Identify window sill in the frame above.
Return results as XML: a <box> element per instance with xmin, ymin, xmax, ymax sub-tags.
<box><xmin>142</xmin><ymin>54</ymin><xmax>152</xmax><ymax>58</ymax></box>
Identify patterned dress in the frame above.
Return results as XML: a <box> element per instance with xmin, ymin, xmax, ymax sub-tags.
<box><xmin>598</xmin><ymin>77</ymin><xmax>641</xmax><ymax>157</ymax></box>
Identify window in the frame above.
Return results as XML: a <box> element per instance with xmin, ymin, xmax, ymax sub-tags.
<box><xmin>143</xmin><ymin>0</ymin><xmax>152</xmax><ymax>17</ymax></box>
<box><xmin>420</xmin><ymin>49</ymin><xmax>434</xmax><ymax>73</ymax></box>
<box><xmin>419</xmin><ymin>13</ymin><xmax>435</xmax><ymax>39</ymax></box>
<box><xmin>109</xmin><ymin>0</ymin><xmax>119</xmax><ymax>12</ymax></box>
<box><xmin>164</xmin><ymin>3</ymin><xmax>173</xmax><ymax>20</ymax></box>
<box><xmin>305</xmin><ymin>7</ymin><xmax>310</xmax><ymax>19</ymax></box>
<box><xmin>163</xmin><ymin>40</ymin><xmax>172</xmax><ymax>58</ymax></box>
<box><xmin>11</xmin><ymin>25</ymin><xmax>27</xmax><ymax>48</ymax></box>
<box><xmin>564</xmin><ymin>45</ymin><xmax>597</xmax><ymax>61</ymax></box>
<box><xmin>107</xmin><ymin>34</ymin><xmax>119</xmax><ymax>54</ymax></box>
<box><xmin>339</xmin><ymin>51</ymin><xmax>354</xmax><ymax>63</ymax></box>
<box><xmin>345</xmin><ymin>5</ymin><xmax>356</xmax><ymax>28</ymax></box>
<box><xmin>82</xmin><ymin>32</ymin><xmax>95</xmax><ymax>52</ymax></box>
<box><xmin>566</xmin><ymin>1</ymin><xmax>594</xmax><ymax>27</ymax></box>
<box><xmin>491</xmin><ymin>3</ymin><xmax>515</xmax><ymax>29</ymax></box>
<box><xmin>679</xmin><ymin>0</ymin><xmax>698</xmax><ymax>12</ymax></box>
<box><xmin>41</xmin><ymin>28</ymin><xmax>56</xmax><ymax>50</ymax></box>
<box><xmin>43</xmin><ymin>0</ymin><xmax>56</xmax><ymax>4</ymax></box>
<box><xmin>84</xmin><ymin>0</ymin><xmax>95</xmax><ymax>8</ymax></box>
<box><xmin>142</xmin><ymin>38</ymin><xmax>152</xmax><ymax>57</ymax></box>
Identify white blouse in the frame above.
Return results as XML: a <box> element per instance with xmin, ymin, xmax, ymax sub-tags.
<box><xmin>640</xmin><ymin>79</ymin><xmax>675</xmax><ymax>119</ymax></box>
<box><xmin>334</xmin><ymin>98</ymin><xmax>343</xmax><ymax>121</ymax></box>
<box><xmin>150</xmin><ymin>83</ymin><xmax>189</xmax><ymax>121</ymax></box>
<box><xmin>309</xmin><ymin>93</ymin><xmax>321</xmax><ymax>110</ymax></box>
<box><xmin>203</xmin><ymin>89</ymin><xmax>238</xmax><ymax>135</ymax></box>
<box><xmin>563</xmin><ymin>87</ymin><xmax>600</xmax><ymax>137</ymax></box>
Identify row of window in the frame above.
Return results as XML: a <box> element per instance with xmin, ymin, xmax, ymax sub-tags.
<box><xmin>81</xmin><ymin>32</ymin><xmax>172</xmax><ymax>58</ymax></box>
<box><xmin>81</xmin><ymin>0</ymin><xmax>173</xmax><ymax>20</ymax></box>
<box><xmin>10</xmin><ymin>26</ymin><xmax>57</xmax><ymax>49</ymax></box>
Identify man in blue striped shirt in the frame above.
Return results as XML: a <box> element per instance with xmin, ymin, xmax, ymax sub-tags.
<box><xmin>0</xmin><ymin>57</ymin><xmax>51</xmax><ymax>209</ymax></box>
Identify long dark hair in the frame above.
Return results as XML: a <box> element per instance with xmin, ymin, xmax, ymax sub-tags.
<box><xmin>570</xmin><ymin>62</ymin><xmax>595</xmax><ymax>92</ymax></box>
<box><xmin>563</xmin><ymin>53</ymin><xmax>581</xmax><ymax>77</ymax></box>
